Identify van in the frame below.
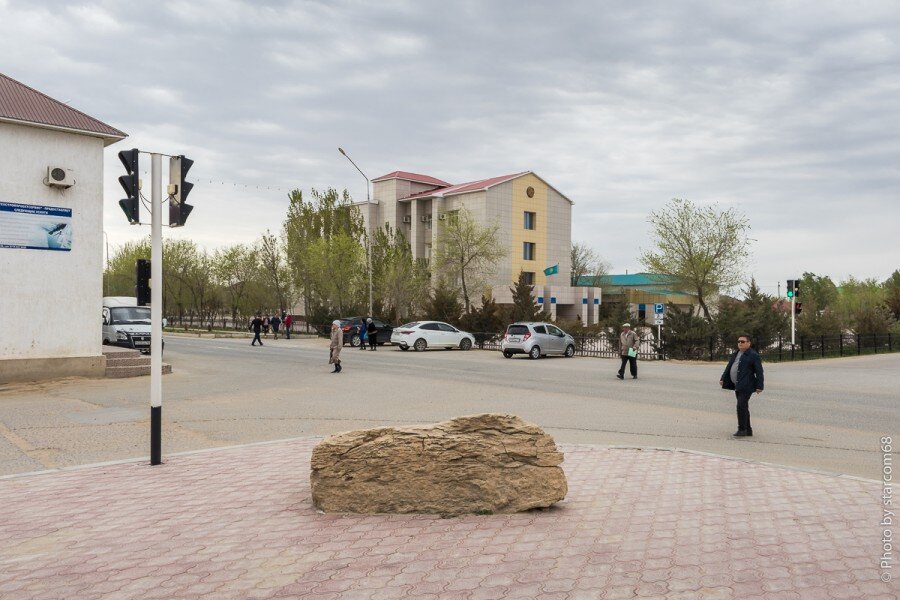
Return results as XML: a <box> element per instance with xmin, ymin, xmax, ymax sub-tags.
<box><xmin>102</xmin><ymin>297</ymin><xmax>163</xmax><ymax>354</ymax></box>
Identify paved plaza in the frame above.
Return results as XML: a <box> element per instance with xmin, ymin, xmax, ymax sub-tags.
<box><xmin>0</xmin><ymin>437</ymin><xmax>894</xmax><ymax>599</ymax></box>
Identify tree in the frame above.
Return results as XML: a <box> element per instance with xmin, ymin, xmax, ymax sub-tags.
<box><xmin>883</xmin><ymin>270</ymin><xmax>900</xmax><ymax>320</ymax></box>
<box><xmin>213</xmin><ymin>243</ymin><xmax>258</xmax><ymax>328</ymax></box>
<box><xmin>432</xmin><ymin>208</ymin><xmax>508</xmax><ymax>314</ymax></box>
<box><xmin>103</xmin><ymin>239</ymin><xmax>150</xmax><ymax>296</ymax></box>
<box><xmin>258</xmin><ymin>230</ymin><xmax>292</xmax><ymax>312</ymax></box>
<box><xmin>570</xmin><ymin>242</ymin><xmax>609</xmax><ymax>287</ymax></box>
<box><xmin>640</xmin><ymin>198</ymin><xmax>751</xmax><ymax>319</ymax></box>
<box><xmin>371</xmin><ymin>224</ymin><xmax>430</xmax><ymax>321</ymax></box>
<box><xmin>425</xmin><ymin>278</ymin><xmax>463</xmax><ymax>324</ymax></box>
<box><xmin>799</xmin><ymin>272</ymin><xmax>838</xmax><ymax>311</ymax></box>
<box><xmin>460</xmin><ymin>292</ymin><xmax>508</xmax><ymax>334</ymax></box>
<box><xmin>509</xmin><ymin>271</ymin><xmax>547</xmax><ymax>322</ymax></box>
<box><xmin>714</xmin><ymin>279</ymin><xmax>789</xmax><ymax>345</ymax></box>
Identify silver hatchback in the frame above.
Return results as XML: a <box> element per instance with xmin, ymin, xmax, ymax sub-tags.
<box><xmin>501</xmin><ymin>322</ymin><xmax>576</xmax><ymax>359</ymax></box>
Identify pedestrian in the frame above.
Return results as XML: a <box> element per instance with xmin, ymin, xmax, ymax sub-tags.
<box><xmin>329</xmin><ymin>320</ymin><xmax>343</xmax><ymax>373</ymax></box>
<box><xmin>249</xmin><ymin>313</ymin><xmax>264</xmax><ymax>346</ymax></box>
<box><xmin>271</xmin><ymin>313</ymin><xmax>281</xmax><ymax>340</ymax></box>
<box><xmin>262</xmin><ymin>314</ymin><xmax>270</xmax><ymax>337</ymax></box>
<box><xmin>720</xmin><ymin>334</ymin><xmax>764</xmax><ymax>437</ymax></box>
<box><xmin>358</xmin><ymin>318</ymin><xmax>368</xmax><ymax>350</ymax></box>
<box><xmin>616</xmin><ymin>323</ymin><xmax>639</xmax><ymax>379</ymax></box>
<box><xmin>367</xmin><ymin>317</ymin><xmax>377</xmax><ymax>351</ymax></box>
<box><xmin>284</xmin><ymin>312</ymin><xmax>292</xmax><ymax>340</ymax></box>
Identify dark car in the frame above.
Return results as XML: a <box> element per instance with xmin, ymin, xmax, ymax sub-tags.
<box><xmin>338</xmin><ymin>317</ymin><xmax>395</xmax><ymax>346</ymax></box>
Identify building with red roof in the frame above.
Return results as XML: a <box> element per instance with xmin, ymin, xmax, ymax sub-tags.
<box><xmin>364</xmin><ymin>170</ymin><xmax>601</xmax><ymax>323</ymax></box>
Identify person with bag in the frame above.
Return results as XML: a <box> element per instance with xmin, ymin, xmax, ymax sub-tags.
<box><xmin>283</xmin><ymin>312</ymin><xmax>292</xmax><ymax>339</ymax></box>
<box><xmin>720</xmin><ymin>334</ymin><xmax>764</xmax><ymax>437</ymax></box>
<box><xmin>358</xmin><ymin>318</ymin><xmax>368</xmax><ymax>350</ymax></box>
<box><xmin>616</xmin><ymin>323</ymin><xmax>639</xmax><ymax>379</ymax></box>
<box><xmin>329</xmin><ymin>320</ymin><xmax>343</xmax><ymax>373</ymax></box>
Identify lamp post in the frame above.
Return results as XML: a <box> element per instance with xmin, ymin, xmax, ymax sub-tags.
<box><xmin>338</xmin><ymin>147</ymin><xmax>373</xmax><ymax>317</ymax></box>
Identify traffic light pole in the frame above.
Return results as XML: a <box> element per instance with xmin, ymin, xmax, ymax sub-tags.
<box><xmin>791</xmin><ymin>295</ymin><xmax>796</xmax><ymax>346</ymax></box>
<box><xmin>150</xmin><ymin>153</ymin><xmax>163</xmax><ymax>465</ymax></box>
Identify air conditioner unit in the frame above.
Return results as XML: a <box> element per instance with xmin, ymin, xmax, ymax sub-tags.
<box><xmin>438</xmin><ymin>213</ymin><xmax>447</xmax><ymax>221</ymax></box>
<box><xmin>402</xmin><ymin>215</ymin><xmax>411</xmax><ymax>223</ymax></box>
<box><xmin>420</xmin><ymin>215</ymin><xmax>429</xmax><ymax>222</ymax></box>
<box><xmin>46</xmin><ymin>166</ymin><xmax>75</xmax><ymax>188</ymax></box>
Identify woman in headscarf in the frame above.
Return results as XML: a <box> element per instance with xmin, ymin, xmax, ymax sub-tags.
<box><xmin>329</xmin><ymin>320</ymin><xmax>343</xmax><ymax>373</ymax></box>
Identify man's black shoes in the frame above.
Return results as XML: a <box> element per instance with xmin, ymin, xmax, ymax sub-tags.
<box><xmin>616</xmin><ymin>373</ymin><xmax>624</xmax><ymax>380</ymax></box>
<box><xmin>732</xmin><ymin>429</ymin><xmax>752</xmax><ymax>437</ymax></box>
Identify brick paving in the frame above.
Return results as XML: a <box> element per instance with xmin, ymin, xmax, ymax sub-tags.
<box><xmin>0</xmin><ymin>439</ymin><xmax>894</xmax><ymax>599</ymax></box>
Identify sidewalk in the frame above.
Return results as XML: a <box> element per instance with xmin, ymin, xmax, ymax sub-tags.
<box><xmin>0</xmin><ymin>438</ymin><xmax>893</xmax><ymax>599</ymax></box>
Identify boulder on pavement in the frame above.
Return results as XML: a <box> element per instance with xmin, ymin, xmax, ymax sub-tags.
<box><xmin>310</xmin><ymin>413</ymin><xmax>567</xmax><ymax>515</ymax></box>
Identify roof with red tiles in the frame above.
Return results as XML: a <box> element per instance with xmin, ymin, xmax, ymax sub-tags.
<box><xmin>0</xmin><ymin>72</ymin><xmax>126</xmax><ymax>144</ymax></box>
<box><xmin>398</xmin><ymin>171</ymin><xmax>574</xmax><ymax>204</ymax></box>
<box><xmin>371</xmin><ymin>171</ymin><xmax>451</xmax><ymax>187</ymax></box>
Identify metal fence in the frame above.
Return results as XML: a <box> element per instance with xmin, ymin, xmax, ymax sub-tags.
<box><xmin>473</xmin><ymin>331</ymin><xmax>898</xmax><ymax>363</ymax></box>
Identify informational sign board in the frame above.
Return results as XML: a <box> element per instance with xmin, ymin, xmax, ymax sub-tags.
<box><xmin>653</xmin><ymin>314</ymin><xmax>664</xmax><ymax>325</ymax></box>
<box><xmin>0</xmin><ymin>201</ymin><xmax>72</xmax><ymax>251</ymax></box>
<box><xmin>654</xmin><ymin>303</ymin><xmax>665</xmax><ymax>314</ymax></box>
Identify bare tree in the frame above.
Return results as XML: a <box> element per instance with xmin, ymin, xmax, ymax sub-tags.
<box><xmin>570</xmin><ymin>242</ymin><xmax>610</xmax><ymax>287</ymax></box>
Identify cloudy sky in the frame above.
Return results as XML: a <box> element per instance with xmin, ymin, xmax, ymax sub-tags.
<box><xmin>2</xmin><ymin>0</ymin><xmax>898</xmax><ymax>292</ymax></box>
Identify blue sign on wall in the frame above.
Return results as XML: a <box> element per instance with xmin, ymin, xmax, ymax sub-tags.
<box><xmin>0</xmin><ymin>202</ymin><xmax>72</xmax><ymax>251</ymax></box>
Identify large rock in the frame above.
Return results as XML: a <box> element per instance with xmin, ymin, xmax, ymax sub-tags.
<box><xmin>310</xmin><ymin>413</ymin><xmax>567</xmax><ymax>515</ymax></box>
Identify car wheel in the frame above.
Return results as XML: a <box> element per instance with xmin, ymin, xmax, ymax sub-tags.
<box><xmin>460</xmin><ymin>338</ymin><xmax>472</xmax><ymax>351</ymax></box>
<box><xmin>350</xmin><ymin>334</ymin><xmax>360</xmax><ymax>347</ymax></box>
<box><xmin>414</xmin><ymin>338</ymin><xmax>427</xmax><ymax>352</ymax></box>
<box><xmin>503</xmin><ymin>350</ymin><xmax>513</xmax><ymax>359</ymax></box>
<box><xmin>399</xmin><ymin>345</ymin><xmax>409</xmax><ymax>351</ymax></box>
<box><xmin>565</xmin><ymin>344</ymin><xmax>575</xmax><ymax>358</ymax></box>
<box><xmin>529</xmin><ymin>346</ymin><xmax>541</xmax><ymax>360</ymax></box>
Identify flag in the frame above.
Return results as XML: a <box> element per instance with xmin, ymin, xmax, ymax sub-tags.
<box><xmin>543</xmin><ymin>264</ymin><xmax>559</xmax><ymax>276</ymax></box>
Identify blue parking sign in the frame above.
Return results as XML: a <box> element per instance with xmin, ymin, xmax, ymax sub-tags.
<box><xmin>654</xmin><ymin>303</ymin><xmax>665</xmax><ymax>314</ymax></box>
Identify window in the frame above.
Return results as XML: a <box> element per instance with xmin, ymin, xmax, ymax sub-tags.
<box><xmin>523</xmin><ymin>242</ymin><xmax>535</xmax><ymax>261</ymax></box>
<box><xmin>534</xmin><ymin>325</ymin><xmax>547</xmax><ymax>334</ymax></box>
<box><xmin>524</xmin><ymin>211</ymin><xmax>536</xmax><ymax>230</ymax></box>
<box><xmin>547</xmin><ymin>325</ymin><xmax>564</xmax><ymax>337</ymax></box>
<box><xmin>421</xmin><ymin>323</ymin><xmax>441</xmax><ymax>331</ymax></box>
<box><xmin>507</xmin><ymin>325</ymin><xmax>529</xmax><ymax>335</ymax></box>
<box><xmin>522</xmin><ymin>272</ymin><xmax>535</xmax><ymax>285</ymax></box>
<box><xmin>437</xmin><ymin>323</ymin><xmax>458</xmax><ymax>332</ymax></box>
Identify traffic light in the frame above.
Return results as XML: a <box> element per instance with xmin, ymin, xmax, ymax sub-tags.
<box><xmin>168</xmin><ymin>155</ymin><xmax>194</xmax><ymax>227</ymax></box>
<box><xmin>793</xmin><ymin>280</ymin><xmax>800</xmax><ymax>297</ymax></box>
<box><xmin>118</xmin><ymin>148</ymin><xmax>140</xmax><ymax>224</ymax></box>
<box><xmin>794</xmin><ymin>302</ymin><xmax>803</xmax><ymax>315</ymax></box>
<box><xmin>136</xmin><ymin>259</ymin><xmax>151</xmax><ymax>306</ymax></box>
<box><xmin>786</xmin><ymin>279</ymin><xmax>795</xmax><ymax>298</ymax></box>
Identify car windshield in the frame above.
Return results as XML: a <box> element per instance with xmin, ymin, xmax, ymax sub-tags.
<box><xmin>507</xmin><ymin>325</ymin><xmax>529</xmax><ymax>335</ymax></box>
<box><xmin>109</xmin><ymin>306</ymin><xmax>151</xmax><ymax>324</ymax></box>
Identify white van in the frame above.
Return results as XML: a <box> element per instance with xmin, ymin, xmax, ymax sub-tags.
<box><xmin>102</xmin><ymin>297</ymin><xmax>163</xmax><ymax>354</ymax></box>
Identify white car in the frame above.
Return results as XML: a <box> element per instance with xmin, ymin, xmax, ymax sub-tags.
<box><xmin>391</xmin><ymin>321</ymin><xmax>475</xmax><ymax>352</ymax></box>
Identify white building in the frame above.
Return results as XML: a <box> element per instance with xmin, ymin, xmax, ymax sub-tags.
<box><xmin>0</xmin><ymin>73</ymin><xmax>125</xmax><ymax>382</ymax></box>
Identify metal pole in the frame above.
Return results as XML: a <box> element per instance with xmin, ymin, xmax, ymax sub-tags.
<box><xmin>791</xmin><ymin>295</ymin><xmax>795</xmax><ymax>346</ymax></box>
<box><xmin>150</xmin><ymin>153</ymin><xmax>162</xmax><ymax>466</ymax></box>
<box><xmin>338</xmin><ymin>148</ymin><xmax>373</xmax><ymax>316</ymax></box>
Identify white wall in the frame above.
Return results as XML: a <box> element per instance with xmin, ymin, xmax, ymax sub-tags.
<box><xmin>0</xmin><ymin>123</ymin><xmax>105</xmax><ymax>359</ymax></box>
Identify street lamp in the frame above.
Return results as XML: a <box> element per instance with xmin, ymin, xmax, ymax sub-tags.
<box><xmin>338</xmin><ymin>147</ymin><xmax>374</xmax><ymax>317</ymax></box>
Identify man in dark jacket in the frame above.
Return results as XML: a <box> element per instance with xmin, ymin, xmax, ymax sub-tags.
<box><xmin>366</xmin><ymin>318</ymin><xmax>378</xmax><ymax>351</ymax></box>
<box><xmin>249</xmin><ymin>313</ymin><xmax>264</xmax><ymax>346</ymax></box>
<box><xmin>720</xmin><ymin>334</ymin><xmax>764</xmax><ymax>437</ymax></box>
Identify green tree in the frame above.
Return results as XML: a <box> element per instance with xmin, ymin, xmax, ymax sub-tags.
<box><xmin>883</xmin><ymin>270</ymin><xmax>900</xmax><ymax>320</ymax></box>
<box><xmin>433</xmin><ymin>208</ymin><xmax>508</xmax><ymax>314</ymax></box>
<box><xmin>258</xmin><ymin>231</ymin><xmax>292</xmax><ymax>312</ymax></box>
<box><xmin>640</xmin><ymin>198</ymin><xmax>751</xmax><ymax>319</ymax></box>
<box><xmin>460</xmin><ymin>292</ymin><xmax>508</xmax><ymax>334</ymax></box>
<box><xmin>213</xmin><ymin>243</ymin><xmax>259</xmax><ymax>328</ymax></box>
<box><xmin>715</xmin><ymin>279</ymin><xmax>789</xmax><ymax>345</ymax></box>
<box><xmin>799</xmin><ymin>272</ymin><xmax>838</xmax><ymax>311</ymax></box>
<box><xmin>103</xmin><ymin>239</ymin><xmax>150</xmax><ymax>296</ymax></box>
<box><xmin>425</xmin><ymin>278</ymin><xmax>463</xmax><ymax>324</ymax></box>
<box><xmin>508</xmin><ymin>271</ymin><xmax>547</xmax><ymax>322</ymax></box>
<box><xmin>371</xmin><ymin>224</ymin><xmax>430</xmax><ymax>321</ymax></box>
<box><xmin>570</xmin><ymin>242</ymin><xmax>609</xmax><ymax>287</ymax></box>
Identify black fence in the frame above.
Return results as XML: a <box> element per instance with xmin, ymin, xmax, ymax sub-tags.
<box><xmin>472</xmin><ymin>331</ymin><xmax>898</xmax><ymax>363</ymax></box>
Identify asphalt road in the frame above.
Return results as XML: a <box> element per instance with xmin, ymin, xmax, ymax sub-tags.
<box><xmin>0</xmin><ymin>334</ymin><xmax>897</xmax><ymax>478</ymax></box>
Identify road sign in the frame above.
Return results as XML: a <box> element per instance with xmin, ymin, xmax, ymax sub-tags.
<box><xmin>654</xmin><ymin>303</ymin><xmax>665</xmax><ymax>314</ymax></box>
<box><xmin>653</xmin><ymin>315</ymin><xmax>664</xmax><ymax>325</ymax></box>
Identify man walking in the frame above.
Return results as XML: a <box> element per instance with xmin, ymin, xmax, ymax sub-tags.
<box><xmin>249</xmin><ymin>313</ymin><xmax>264</xmax><ymax>346</ymax></box>
<box><xmin>270</xmin><ymin>313</ymin><xmax>281</xmax><ymax>340</ymax></box>
<box><xmin>720</xmin><ymin>334</ymin><xmax>764</xmax><ymax>437</ymax></box>
<box><xmin>617</xmin><ymin>323</ymin><xmax>639</xmax><ymax>379</ymax></box>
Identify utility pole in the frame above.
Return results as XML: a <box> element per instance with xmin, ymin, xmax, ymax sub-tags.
<box><xmin>150</xmin><ymin>153</ymin><xmax>162</xmax><ymax>465</ymax></box>
<box><xmin>338</xmin><ymin>147</ymin><xmax>374</xmax><ymax>316</ymax></box>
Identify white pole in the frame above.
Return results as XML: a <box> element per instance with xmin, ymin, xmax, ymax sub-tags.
<box><xmin>150</xmin><ymin>153</ymin><xmax>162</xmax><ymax>465</ymax></box>
<box><xmin>791</xmin><ymin>295</ymin><xmax>796</xmax><ymax>346</ymax></box>
<box><xmin>367</xmin><ymin>186</ymin><xmax>373</xmax><ymax>317</ymax></box>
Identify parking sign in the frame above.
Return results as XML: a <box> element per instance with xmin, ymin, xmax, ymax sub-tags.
<box><xmin>654</xmin><ymin>303</ymin><xmax>665</xmax><ymax>314</ymax></box>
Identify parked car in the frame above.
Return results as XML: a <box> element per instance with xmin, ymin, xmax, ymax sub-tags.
<box><xmin>338</xmin><ymin>317</ymin><xmax>395</xmax><ymax>346</ymax></box>
<box><xmin>501</xmin><ymin>322</ymin><xmax>576</xmax><ymax>359</ymax></box>
<box><xmin>102</xmin><ymin>296</ymin><xmax>165</xmax><ymax>355</ymax></box>
<box><xmin>390</xmin><ymin>321</ymin><xmax>475</xmax><ymax>352</ymax></box>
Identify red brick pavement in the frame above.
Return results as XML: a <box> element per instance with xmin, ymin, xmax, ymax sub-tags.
<box><xmin>0</xmin><ymin>439</ymin><xmax>895</xmax><ymax>599</ymax></box>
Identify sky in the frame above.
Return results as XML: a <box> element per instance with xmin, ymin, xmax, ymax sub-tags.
<box><xmin>2</xmin><ymin>0</ymin><xmax>898</xmax><ymax>295</ymax></box>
